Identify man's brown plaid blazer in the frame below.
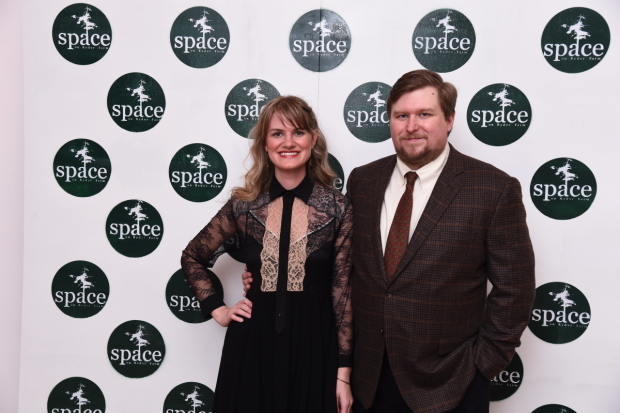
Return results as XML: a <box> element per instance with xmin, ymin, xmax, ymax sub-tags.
<box><xmin>346</xmin><ymin>146</ymin><xmax>535</xmax><ymax>413</ymax></box>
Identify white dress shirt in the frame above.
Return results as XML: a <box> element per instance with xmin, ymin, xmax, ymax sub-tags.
<box><xmin>380</xmin><ymin>143</ymin><xmax>450</xmax><ymax>253</ymax></box>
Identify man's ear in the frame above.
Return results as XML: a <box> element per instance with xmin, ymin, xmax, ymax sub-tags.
<box><xmin>446</xmin><ymin>112</ymin><xmax>455</xmax><ymax>133</ymax></box>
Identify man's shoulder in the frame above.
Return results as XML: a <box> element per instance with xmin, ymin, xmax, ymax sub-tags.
<box><xmin>450</xmin><ymin>147</ymin><xmax>517</xmax><ymax>186</ymax></box>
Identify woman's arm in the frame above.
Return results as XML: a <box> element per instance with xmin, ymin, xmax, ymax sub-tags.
<box><xmin>332</xmin><ymin>196</ymin><xmax>354</xmax><ymax>367</ymax></box>
<box><xmin>181</xmin><ymin>199</ymin><xmax>239</xmax><ymax>321</ymax></box>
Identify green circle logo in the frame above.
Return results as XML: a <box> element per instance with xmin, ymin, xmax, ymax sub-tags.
<box><xmin>289</xmin><ymin>9</ymin><xmax>351</xmax><ymax>72</ymax></box>
<box><xmin>530</xmin><ymin>158</ymin><xmax>596</xmax><ymax>220</ymax></box>
<box><xmin>412</xmin><ymin>9</ymin><xmax>476</xmax><ymax>73</ymax></box>
<box><xmin>107</xmin><ymin>320</ymin><xmax>165</xmax><ymax>378</ymax></box>
<box><xmin>106</xmin><ymin>200</ymin><xmax>164</xmax><ymax>257</ymax></box>
<box><xmin>166</xmin><ymin>269</ymin><xmax>223</xmax><ymax>323</ymax></box>
<box><xmin>51</xmin><ymin>260</ymin><xmax>109</xmax><ymax>318</ymax></box>
<box><xmin>53</xmin><ymin>139</ymin><xmax>111</xmax><ymax>197</ymax></box>
<box><xmin>532</xmin><ymin>405</ymin><xmax>576</xmax><ymax>413</ymax></box>
<box><xmin>225</xmin><ymin>79</ymin><xmax>280</xmax><ymax>138</ymax></box>
<box><xmin>163</xmin><ymin>382</ymin><xmax>214</xmax><ymax>413</ymax></box>
<box><xmin>107</xmin><ymin>73</ymin><xmax>166</xmax><ymax>132</ymax></box>
<box><xmin>343</xmin><ymin>82</ymin><xmax>391</xmax><ymax>143</ymax></box>
<box><xmin>170</xmin><ymin>7</ymin><xmax>230</xmax><ymax>68</ymax></box>
<box><xmin>467</xmin><ymin>84</ymin><xmax>532</xmax><ymax>146</ymax></box>
<box><xmin>52</xmin><ymin>3</ymin><xmax>112</xmax><ymax>65</ymax></box>
<box><xmin>529</xmin><ymin>282</ymin><xmax>591</xmax><ymax>344</ymax></box>
<box><xmin>541</xmin><ymin>7</ymin><xmax>610</xmax><ymax>73</ymax></box>
<box><xmin>48</xmin><ymin>377</ymin><xmax>106</xmax><ymax>413</ymax></box>
<box><xmin>169</xmin><ymin>144</ymin><xmax>228</xmax><ymax>202</ymax></box>
<box><xmin>328</xmin><ymin>153</ymin><xmax>345</xmax><ymax>192</ymax></box>
<box><xmin>168</xmin><ymin>143</ymin><xmax>228</xmax><ymax>202</ymax></box>
<box><xmin>490</xmin><ymin>352</ymin><xmax>523</xmax><ymax>401</ymax></box>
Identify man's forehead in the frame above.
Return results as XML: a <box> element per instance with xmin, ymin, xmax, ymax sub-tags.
<box><xmin>392</xmin><ymin>87</ymin><xmax>441</xmax><ymax>109</ymax></box>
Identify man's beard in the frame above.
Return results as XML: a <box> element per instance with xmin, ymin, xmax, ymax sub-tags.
<box><xmin>394</xmin><ymin>133</ymin><xmax>442</xmax><ymax>169</ymax></box>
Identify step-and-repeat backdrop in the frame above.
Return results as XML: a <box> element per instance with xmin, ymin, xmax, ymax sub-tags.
<box><xmin>21</xmin><ymin>0</ymin><xmax>619</xmax><ymax>412</ymax></box>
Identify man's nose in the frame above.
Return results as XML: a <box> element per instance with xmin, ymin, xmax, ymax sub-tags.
<box><xmin>406</xmin><ymin>117</ymin><xmax>419</xmax><ymax>133</ymax></box>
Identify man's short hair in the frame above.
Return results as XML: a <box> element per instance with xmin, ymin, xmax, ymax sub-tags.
<box><xmin>387</xmin><ymin>70</ymin><xmax>457</xmax><ymax>120</ymax></box>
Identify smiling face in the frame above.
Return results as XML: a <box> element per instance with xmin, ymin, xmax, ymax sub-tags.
<box><xmin>390</xmin><ymin>86</ymin><xmax>455</xmax><ymax>170</ymax></box>
<box><xmin>265</xmin><ymin>113</ymin><xmax>317</xmax><ymax>184</ymax></box>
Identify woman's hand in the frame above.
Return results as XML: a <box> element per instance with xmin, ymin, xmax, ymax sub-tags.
<box><xmin>211</xmin><ymin>298</ymin><xmax>252</xmax><ymax>327</ymax></box>
<box><xmin>336</xmin><ymin>367</ymin><xmax>353</xmax><ymax>413</ymax></box>
<box><xmin>242</xmin><ymin>266</ymin><xmax>253</xmax><ymax>295</ymax></box>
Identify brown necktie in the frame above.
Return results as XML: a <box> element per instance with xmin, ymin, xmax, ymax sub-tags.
<box><xmin>384</xmin><ymin>171</ymin><xmax>417</xmax><ymax>281</ymax></box>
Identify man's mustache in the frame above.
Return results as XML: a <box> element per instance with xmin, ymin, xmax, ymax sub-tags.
<box><xmin>398</xmin><ymin>133</ymin><xmax>427</xmax><ymax>140</ymax></box>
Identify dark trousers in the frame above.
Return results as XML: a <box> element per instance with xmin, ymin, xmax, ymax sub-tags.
<box><xmin>353</xmin><ymin>352</ymin><xmax>490</xmax><ymax>413</ymax></box>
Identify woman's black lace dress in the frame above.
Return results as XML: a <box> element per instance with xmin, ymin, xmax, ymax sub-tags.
<box><xmin>181</xmin><ymin>176</ymin><xmax>353</xmax><ymax>413</ymax></box>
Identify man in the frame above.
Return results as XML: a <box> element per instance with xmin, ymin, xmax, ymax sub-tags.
<box><xmin>244</xmin><ymin>70</ymin><xmax>535</xmax><ymax>412</ymax></box>
<box><xmin>346</xmin><ymin>70</ymin><xmax>535</xmax><ymax>413</ymax></box>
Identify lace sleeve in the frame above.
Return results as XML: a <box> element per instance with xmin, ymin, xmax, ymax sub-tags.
<box><xmin>332</xmin><ymin>196</ymin><xmax>354</xmax><ymax>367</ymax></box>
<box><xmin>181</xmin><ymin>198</ymin><xmax>237</xmax><ymax>318</ymax></box>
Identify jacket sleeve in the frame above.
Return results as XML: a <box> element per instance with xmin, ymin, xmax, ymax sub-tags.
<box><xmin>181</xmin><ymin>199</ymin><xmax>237</xmax><ymax>319</ymax></box>
<box><xmin>474</xmin><ymin>177</ymin><xmax>536</xmax><ymax>379</ymax></box>
<box><xmin>332</xmin><ymin>194</ymin><xmax>354</xmax><ymax>367</ymax></box>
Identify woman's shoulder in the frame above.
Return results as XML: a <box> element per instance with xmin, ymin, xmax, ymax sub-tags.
<box><xmin>230</xmin><ymin>192</ymin><xmax>270</xmax><ymax>215</ymax></box>
<box><xmin>310</xmin><ymin>185</ymin><xmax>351</xmax><ymax>214</ymax></box>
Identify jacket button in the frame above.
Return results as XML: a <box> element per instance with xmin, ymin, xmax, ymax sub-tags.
<box><xmin>386</xmin><ymin>290</ymin><xmax>393</xmax><ymax>298</ymax></box>
<box><xmin>380</xmin><ymin>329</ymin><xmax>384</xmax><ymax>335</ymax></box>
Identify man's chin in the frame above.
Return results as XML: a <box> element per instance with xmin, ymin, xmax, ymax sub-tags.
<box><xmin>396</xmin><ymin>148</ymin><xmax>430</xmax><ymax>169</ymax></box>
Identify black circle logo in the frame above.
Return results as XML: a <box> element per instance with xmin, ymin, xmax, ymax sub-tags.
<box><xmin>490</xmin><ymin>352</ymin><xmax>523</xmax><ymax>401</ymax></box>
<box><xmin>343</xmin><ymin>82</ymin><xmax>392</xmax><ymax>143</ymax></box>
<box><xmin>225</xmin><ymin>79</ymin><xmax>280</xmax><ymax>138</ymax></box>
<box><xmin>53</xmin><ymin>139</ymin><xmax>111</xmax><ymax>197</ymax></box>
<box><xmin>170</xmin><ymin>7</ymin><xmax>230</xmax><ymax>68</ymax></box>
<box><xmin>467</xmin><ymin>84</ymin><xmax>532</xmax><ymax>146</ymax></box>
<box><xmin>107</xmin><ymin>73</ymin><xmax>166</xmax><ymax>132</ymax></box>
<box><xmin>412</xmin><ymin>9</ymin><xmax>476</xmax><ymax>72</ymax></box>
<box><xmin>166</xmin><ymin>269</ymin><xmax>223</xmax><ymax>323</ymax></box>
<box><xmin>48</xmin><ymin>377</ymin><xmax>106</xmax><ymax>413</ymax></box>
<box><xmin>163</xmin><ymin>382</ymin><xmax>214</xmax><ymax>413</ymax></box>
<box><xmin>52</xmin><ymin>3</ymin><xmax>112</xmax><ymax>65</ymax></box>
<box><xmin>532</xmin><ymin>405</ymin><xmax>576</xmax><ymax>413</ymax></box>
<box><xmin>51</xmin><ymin>260</ymin><xmax>109</xmax><ymax>318</ymax></box>
<box><xmin>106</xmin><ymin>200</ymin><xmax>164</xmax><ymax>257</ymax></box>
<box><xmin>530</xmin><ymin>158</ymin><xmax>597</xmax><ymax>220</ymax></box>
<box><xmin>529</xmin><ymin>282</ymin><xmax>591</xmax><ymax>344</ymax></box>
<box><xmin>289</xmin><ymin>9</ymin><xmax>351</xmax><ymax>72</ymax></box>
<box><xmin>107</xmin><ymin>320</ymin><xmax>165</xmax><ymax>378</ymax></box>
<box><xmin>169</xmin><ymin>143</ymin><xmax>228</xmax><ymax>202</ymax></box>
<box><xmin>541</xmin><ymin>7</ymin><xmax>610</xmax><ymax>73</ymax></box>
<box><xmin>328</xmin><ymin>153</ymin><xmax>346</xmax><ymax>191</ymax></box>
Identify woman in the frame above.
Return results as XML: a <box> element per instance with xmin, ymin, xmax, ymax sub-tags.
<box><xmin>181</xmin><ymin>96</ymin><xmax>354</xmax><ymax>413</ymax></box>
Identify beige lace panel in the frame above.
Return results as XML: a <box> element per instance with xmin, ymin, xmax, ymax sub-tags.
<box><xmin>260</xmin><ymin>197</ymin><xmax>309</xmax><ymax>292</ymax></box>
<box><xmin>287</xmin><ymin>199</ymin><xmax>309</xmax><ymax>291</ymax></box>
<box><xmin>260</xmin><ymin>198</ymin><xmax>282</xmax><ymax>292</ymax></box>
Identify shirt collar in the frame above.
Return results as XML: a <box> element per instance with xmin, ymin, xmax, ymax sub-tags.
<box><xmin>269</xmin><ymin>174</ymin><xmax>314</xmax><ymax>203</ymax></box>
<box><xmin>395</xmin><ymin>143</ymin><xmax>450</xmax><ymax>193</ymax></box>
